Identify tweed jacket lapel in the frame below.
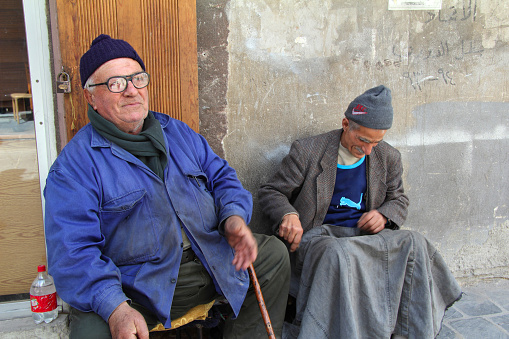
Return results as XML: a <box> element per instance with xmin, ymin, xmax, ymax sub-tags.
<box><xmin>313</xmin><ymin>130</ymin><xmax>341</xmax><ymax>228</ymax></box>
<box><xmin>366</xmin><ymin>142</ymin><xmax>389</xmax><ymax>212</ymax></box>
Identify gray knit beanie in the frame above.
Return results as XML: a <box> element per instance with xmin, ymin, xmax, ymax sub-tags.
<box><xmin>79</xmin><ymin>34</ymin><xmax>145</xmax><ymax>88</ymax></box>
<box><xmin>344</xmin><ymin>85</ymin><xmax>393</xmax><ymax>130</ymax></box>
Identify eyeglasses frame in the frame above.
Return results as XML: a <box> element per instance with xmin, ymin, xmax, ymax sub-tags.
<box><xmin>87</xmin><ymin>71</ymin><xmax>151</xmax><ymax>93</ymax></box>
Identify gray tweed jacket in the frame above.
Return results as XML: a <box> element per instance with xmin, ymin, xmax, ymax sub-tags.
<box><xmin>258</xmin><ymin>129</ymin><xmax>409</xmax><ymax>234</ymax></box>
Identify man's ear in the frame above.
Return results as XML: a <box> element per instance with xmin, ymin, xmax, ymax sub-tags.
<box><xmin>342</xmin><ymin>117</ymin><xmax>349</xmax><ymax>130</ymax></box>
<box><xmin>83</xmin><ymin>89</ymin><xmax>95</xmax><ymax>109</ymax></box>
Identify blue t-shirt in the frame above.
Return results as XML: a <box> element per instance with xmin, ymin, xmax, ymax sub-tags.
<box><xmin>322</xmin><ymin>156</ymin><xmax>367</xmax><ymax>227</ymax></box>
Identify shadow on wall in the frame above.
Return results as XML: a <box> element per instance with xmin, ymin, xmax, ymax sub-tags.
<box><xmin>390</xmin><ymin>101</ymin><xmax>509</xmax><ymax>247</ymax></box>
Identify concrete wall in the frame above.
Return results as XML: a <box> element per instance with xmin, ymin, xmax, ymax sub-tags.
<box><xmin>197</xmin><ymin>0</ymin><xmax>509</xmax><ymax>284</ymax></box>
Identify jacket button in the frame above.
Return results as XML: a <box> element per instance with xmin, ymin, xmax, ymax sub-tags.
<box><xmin>171</xmin><ymin>278</ymin><xmax>176</xmax><ymax>283</ymax></box>
<box><xmin>180</xmin><ymin>243</ymin><xmax>184</xmax><ymax>248</ymax></box>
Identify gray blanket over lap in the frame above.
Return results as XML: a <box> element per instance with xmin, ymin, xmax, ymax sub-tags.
<box><xmin>288</xmin><ymin>226</ymin><xmax>462</xmax><ymax>339</ymax></box>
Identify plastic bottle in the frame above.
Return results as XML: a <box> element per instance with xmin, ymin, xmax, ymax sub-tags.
<box><xmin>30</xmin><ymin>265</ymin><xmax>58</xmax><ymax>324</ymax></box>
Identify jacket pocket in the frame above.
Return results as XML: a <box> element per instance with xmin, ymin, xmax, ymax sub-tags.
<box><xmin>185</xmin><ymin>171</ymin><xmax>218</xmax><ymax>232</ymax></box>
<box><xmin>99</xmin><ymin>189</ymin><xmax>159</xmax><ymax>265</ymax></box>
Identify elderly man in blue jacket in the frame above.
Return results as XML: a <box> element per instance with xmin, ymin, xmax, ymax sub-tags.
<box><xmin>44</xmin><ymin>34</ymin><xmax>290</xmax><ymax>339</ymax></box>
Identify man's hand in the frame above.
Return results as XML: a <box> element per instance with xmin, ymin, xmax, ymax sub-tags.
<box><xmin>224</xmin><ymin>215</ymin><xmax>258</xmax><ymax>271</ymax></box>
<box><xmin>357</xmin><ymin>210</ymin><xmax>387</xmax><ymax>234</ymax></box>
<box><xmin>108</xmin><ymin>302</ymin><xmax>149</xmax><ymax>339</ymax></box>
<box><xmin>279</xmin><ymin>214</ymin><xmax>303</xmax><ymax>252</ymax></box>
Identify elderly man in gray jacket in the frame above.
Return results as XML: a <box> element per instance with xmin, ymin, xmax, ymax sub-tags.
<box><xmin>259</xmin><ymin>85</ymin><xmax>461</xmax><ymax>339</ymax></box>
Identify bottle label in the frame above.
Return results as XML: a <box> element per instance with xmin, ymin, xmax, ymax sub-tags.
<box><xmin>30</xmin><ymin>293</ymin><xmax>57</xmax><ymax>313</ymax></box>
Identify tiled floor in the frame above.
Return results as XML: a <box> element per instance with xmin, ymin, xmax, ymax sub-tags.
<box><xmin>279</xmin><ymin>279</ymin><xmax>509</xmax><ymax>339</ymax></box>
<box><xmin>438</xmin><ymin>279</ymin><xmax>509</xmax><ymax>339</ymax></box>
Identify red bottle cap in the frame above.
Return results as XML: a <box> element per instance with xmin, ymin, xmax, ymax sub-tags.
<box><xmin>37</xmin><ymin>265</ymin><xmax>46</xmax><ymax>272</ymax></box>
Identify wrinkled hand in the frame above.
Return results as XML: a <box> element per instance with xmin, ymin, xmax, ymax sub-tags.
<box><xmin>108</xmin><ymin>302</ymin><xmax>149</xmax><ymax>339</ymax></box>
<box><xmin>357</xmin><ymin>210</ymin><xmax>387</xmax><ymax>234</ymax></box>
<box><xmin>224</xmin><ymin>215</ymin><xmax>258</xmax><ymax>271</ymax></box>
<box><xmin>279</xmin><ymin>214</ymin><xmax>303</xmax><ymax>252</ymax></box>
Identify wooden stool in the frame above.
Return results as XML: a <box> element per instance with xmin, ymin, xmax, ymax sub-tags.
<box><xmin>10</xmin><ymin>93</ymin><xmax>32</xmax><ymax>124</ymax></box>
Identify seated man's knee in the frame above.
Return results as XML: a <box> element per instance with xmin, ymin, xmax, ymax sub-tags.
<box><xmin>253</xmin><ymin>234</ymin><xmax>291</xmax><ymax>282</ymax></box>
<box><xmin>257</xmin><ymin>234</ymin><xmax>290</xmax><ymax>265</ymax></box>
<box><xmin>68</xmin><ymin>307</ymin><xmax>111</xmax><ymax>339</ymax></box>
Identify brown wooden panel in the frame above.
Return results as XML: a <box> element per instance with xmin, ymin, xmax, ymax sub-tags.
<box><xmin>0</xmin><ymin>138</ymin><xmax>46</xmax><ymax>295</ymax></box>
<box><xmin>140</xmin><ymin>0</ymin><xmax>181</xmax><ymax>119</ymax></box>
<box><xmin>177</xmin><ymin>0</ymin><xmax>198</xmax><ymax>130</ymax></box>
<box><xmin>117</xmin><ymin>0</ymin><xmax>143</xmax><ymax>50</ymax></box>
<box><xmin>56</xmin><ymin>0</ymin><xmax>198</xmax><ymax>142</ymax></box>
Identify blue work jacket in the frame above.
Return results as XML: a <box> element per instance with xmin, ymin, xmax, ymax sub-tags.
<box><xmin>44</xmin><ymin>112</ymin><xmax>252</xmax><ymax>328</ymax></box>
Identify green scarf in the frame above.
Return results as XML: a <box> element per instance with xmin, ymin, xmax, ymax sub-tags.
<box><xmin>87</xmin><ymin>105</ymin><xmax>168</xmax><ymax>179</ymax></box>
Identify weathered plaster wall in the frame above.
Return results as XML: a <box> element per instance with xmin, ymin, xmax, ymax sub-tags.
<box><xmin>199</xmin><ymin>0</ymin><xmax>509</xmax><ymax>284</ymax></box>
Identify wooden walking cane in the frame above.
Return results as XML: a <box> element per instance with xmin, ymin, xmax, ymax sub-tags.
<box><xmin>248</xmin><ymin>263</ymin><xmax>276</xmax><ymax>339</ymax></box>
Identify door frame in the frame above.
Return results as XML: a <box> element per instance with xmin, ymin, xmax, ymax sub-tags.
<box><xmin>0</xmin><ymin>0</ymin><xmax>57</xmax><ymax>320</ymax></box>
<box><xmin>23</xmin><ymin>0</ymin><xmax>58</xmax><ymax>207</ymax></box>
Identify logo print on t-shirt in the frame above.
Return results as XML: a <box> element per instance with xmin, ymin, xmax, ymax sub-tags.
<box><xmin>339</xmin><ymin>193</ymin><xmax>363</xmax><ymax>210</ymax></box>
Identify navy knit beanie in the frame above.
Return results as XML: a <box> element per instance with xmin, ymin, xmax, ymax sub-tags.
<box><xmin>344</xmin><ymin>85</ymin><xmax>393</xmax><ymax>130</ymax></box>
<box><xmin>79</xmin><ymin>34</ymin><xmax>145</xmax><ymax>88</ymax></box>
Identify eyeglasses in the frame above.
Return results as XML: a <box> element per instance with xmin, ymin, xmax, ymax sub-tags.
<box><xmin>88</xmin><ymin>71</ymin><xmax>150</xmax><ymax>93</ymax></box>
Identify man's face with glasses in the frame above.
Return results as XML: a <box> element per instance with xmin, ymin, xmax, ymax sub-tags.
<box><xmin>84</xmin><ymin>58</ymin><xmax>150</xmax><ymax>135</ymax></box>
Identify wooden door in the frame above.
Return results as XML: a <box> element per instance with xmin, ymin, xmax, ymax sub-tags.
<box><xmin>55</xmin><ymin>0</ymin><xmax>199</xmax><ymax>142</ymax></box>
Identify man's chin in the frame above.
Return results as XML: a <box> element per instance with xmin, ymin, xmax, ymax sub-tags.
<box><xmin>352</xmin><ymin>149</ymin><xmax>365</xmax><ymax>158</ymax></box>
<box><xmin>124</xmin><ymin>109</ymin><xmax>148</xmax><ymax>121</ymax></box>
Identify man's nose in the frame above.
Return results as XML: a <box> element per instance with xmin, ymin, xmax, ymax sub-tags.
<box><xmin>363</xmin><ymin>144</ymin><xmax>374</xmax><ymax>155</ymax></box>
<box><xmin>123</xmin><ymin>80</ymin><xmax>138</xmax><ymax>95</ymax></box>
